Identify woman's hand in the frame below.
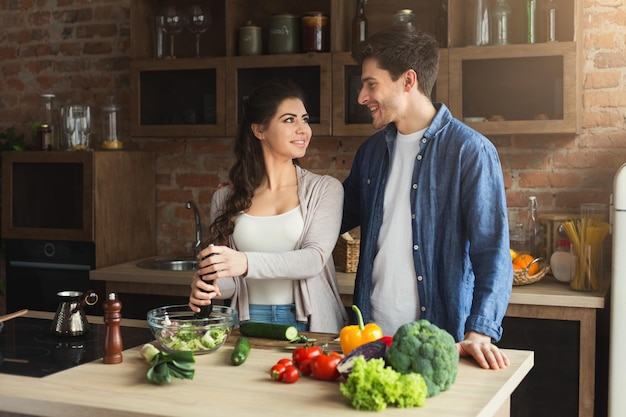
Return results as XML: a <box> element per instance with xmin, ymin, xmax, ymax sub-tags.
<box><xmin>455</xmin><ymin>331</ymin><xmax>510</xmax><ymax>370</ymax></box>
<box><xmin>196</xmin><ymin>245</ymin><xmax>249</xmax><ymax>279</ymax></box>
<box><xmin>188</xmin><ymin>271</ymin><xmax>221</xmax><ymax>313</ymax></box>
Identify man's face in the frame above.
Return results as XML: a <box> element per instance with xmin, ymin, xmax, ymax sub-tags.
<box><xmin>357</xmin><ymin>58</ymin><xmax>407</xmax><ymax>130</ymax></box>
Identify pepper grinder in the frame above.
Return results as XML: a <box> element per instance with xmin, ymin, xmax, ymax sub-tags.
<box><xmin>103</xmin><ymin>292</ymin><xmax>123</xmax><ymax>364</ymax></box>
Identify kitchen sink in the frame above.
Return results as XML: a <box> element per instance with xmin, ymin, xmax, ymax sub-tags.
<box><xmin>136</xmin><ymin>256</ymin><xmax>198</xmax><ymax>271</ymax></box>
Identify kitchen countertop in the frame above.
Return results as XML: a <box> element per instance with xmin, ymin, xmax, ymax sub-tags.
<box><xmin>0</xmin><ymin>312</ymin><xmax>533</xmax><ymax>417</ymax></box>
<box><xmin>91</xmin><ymin>258</ymin><xmax>608</xmax><ymax>309</ymax></box>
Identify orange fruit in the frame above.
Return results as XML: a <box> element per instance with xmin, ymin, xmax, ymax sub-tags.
<box><xmin>513</xmin><ymin>253</ymin><xmax>540</xmax><ymax>275</ymax></box>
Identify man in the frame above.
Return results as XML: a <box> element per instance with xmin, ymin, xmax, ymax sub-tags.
<box><xmin>341</xmin><ymin>24</ymin><xmax>512</xmax><ymax>370</ymax></box>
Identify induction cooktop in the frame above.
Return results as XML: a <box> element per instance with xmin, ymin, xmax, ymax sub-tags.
<box><xmin>0</xmin><ymin>317</ymin><xmax>153</xmax><ymax>378</ymax></box>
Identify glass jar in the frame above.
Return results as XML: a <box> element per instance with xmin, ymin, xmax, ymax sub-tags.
<box><xmin>491</xmin><ymin>0</ymin><xmax>511</xmax><ymax>46</ymax></box>
<box><xmin>466</xmin><ymin>0</ymin><xmax>490</xmax><ymax>46</ymax></box>
<box><xmin>393</xmin><ymin>9</ymin><xmax>416</xmax><ymax>29</ymax></box>
<box><xmin>102</xmin><ymin>97</ymin><xmax>123</xmax><ymax>150</ymax></box>
<box><xmin>302</xmin><ymin>11</ymin><xmax>328</xmax><ymax>52</ymax></box>
<box><xmin>39</xmin><ymin>93</ymin><xmax>57</xmax><ymax>150</ymax></box>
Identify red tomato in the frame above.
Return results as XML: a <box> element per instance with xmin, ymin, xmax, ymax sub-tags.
<box><xmin>298</xmin><ymin>358</ymin><xmax>313</xmax><ymax>376</ymax></box>
<box><xmin>281</xmin><ymin>365</ymin><xmax>300</xmax><ymax>383</ymax></box>
<box><xmin>292</xmin><ymin>345</ymin><xmax>322</xmax><ymax>367</ymax></box>
<box><xmin>270</xmin><ymin>363</ymin><xmax>286</xmax><ymax>381</ymax></box>
<box><xmin>277</xmin><ymin>358</ymin><xmax>294</xmax><ymax>368</ymax></box>
<box><xmin>309</xmin><ymin>351</ymin><xmax>342</xmax><ymax>381</ymax></box>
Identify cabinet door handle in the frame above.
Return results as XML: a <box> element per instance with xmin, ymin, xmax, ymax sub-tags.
<box><xmin>9</xmin><ymin>260</ymin><xmax>92</xmax><ymax>271</ymax></box>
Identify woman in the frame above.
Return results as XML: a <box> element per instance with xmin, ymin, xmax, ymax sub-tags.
<box><xmin>189</xmin><ymin>79</ymin><xmax>348</xmax><ymax>333</ymax></box>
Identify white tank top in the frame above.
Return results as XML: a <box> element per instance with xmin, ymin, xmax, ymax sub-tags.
<box><xmin>233</xmin><ymin>206</ymin><xmax>304</xmax><ymax>305</ymax></box>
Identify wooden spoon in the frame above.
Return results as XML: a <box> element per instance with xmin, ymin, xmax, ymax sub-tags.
<box><xmin>0</xmin><ymin>309</ymin><xmax>28</xmax><ymax>323</ymax></box>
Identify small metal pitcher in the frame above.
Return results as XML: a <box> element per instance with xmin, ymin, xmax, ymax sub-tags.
<box><xmin>51</xmin><ymin>290</ymin><xmax>99</xmax><ymax>337</ymax></box>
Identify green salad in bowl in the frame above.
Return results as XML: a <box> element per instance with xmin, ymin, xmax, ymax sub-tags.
<box><xmin>147</xmin><ymin>305</ymin><xmax>237</xmax><ymax>354</ymax></box>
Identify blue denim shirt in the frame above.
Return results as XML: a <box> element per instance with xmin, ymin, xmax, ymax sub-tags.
<box><xmin>341</xmin><ymin>103</ymin><xmax>513</xmax><ymax>342</ymax></box>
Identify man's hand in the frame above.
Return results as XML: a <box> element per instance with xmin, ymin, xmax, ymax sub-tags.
<box><xmin>455</xmin><ymin>331</ymin><xmax>510</xmax><ymax>370</ymax></box>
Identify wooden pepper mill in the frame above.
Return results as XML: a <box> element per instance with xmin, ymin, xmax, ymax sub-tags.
<box><xmin>103</xmin><ymin>292</ymin><xmax>123</xmax><ymax>364</ymax></box>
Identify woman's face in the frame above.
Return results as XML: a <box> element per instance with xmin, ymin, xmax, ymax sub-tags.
<box><xmin>252</xmin><ymin>98</ymin><xmax>312</xmax><ymax>161</ymax></box>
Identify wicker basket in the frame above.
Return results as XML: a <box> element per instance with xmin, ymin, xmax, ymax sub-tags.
<box><xmin>333</xmin><ymin>231</ymin><xmax>360</xmax><ymax>273</ymax></box>
<box><xmin>513</xmin><ymin>257</ymin><xmax>549</xmax><ymax>286</ymax></box>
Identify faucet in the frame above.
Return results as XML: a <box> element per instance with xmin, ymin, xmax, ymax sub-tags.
<box><xmin>186</xmin><ymin>201</ymin><xmax>203</xmax><ymax>257</ymax></box>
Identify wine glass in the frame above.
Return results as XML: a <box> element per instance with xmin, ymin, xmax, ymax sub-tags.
<box><xmin>187</xmin><ymin>5</ymin><xmax>211</xmax><ymax>57</ymax></box>
<box><xmin>61</xmin><ymin>105</ymin><xmax>76</xmax><ymax>150</ymax></box>
<box><xmin>161</xmin><ymin>6</ymin><xmax>187</xmax><ymax>59</ymax></box>
<box><xmin>80</xmin><ymin>105</ymin><xmax>92</xmax><ymax>149</ymax></box>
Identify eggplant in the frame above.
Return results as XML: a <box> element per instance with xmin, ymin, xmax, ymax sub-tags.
<box><xmin>336</xmin><ymin>339</ymin><xmax>388</xmax><ymax>379</ymax></box>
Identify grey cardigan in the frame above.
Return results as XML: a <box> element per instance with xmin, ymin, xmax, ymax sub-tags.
<box><xmin>209</xmin><ymin>165</ymin><xmax>348</xmax><ymax>333</ymax></box>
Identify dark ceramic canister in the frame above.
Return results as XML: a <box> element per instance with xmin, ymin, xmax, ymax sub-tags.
<box><xmin>239</xmin><ymin>21</ymin><xmax>262</xmax><ymax>56</ymax></box>
<box><xmin>268</xmin><ymin>13</ymin><xmax>300</xmax><ymax>54</ymax></box>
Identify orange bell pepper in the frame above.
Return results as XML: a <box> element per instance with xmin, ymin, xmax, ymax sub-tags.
<box><xmin>340</xmin><ymin>305</ymin><xmax>383</xmax><ymax>355</ymax></box>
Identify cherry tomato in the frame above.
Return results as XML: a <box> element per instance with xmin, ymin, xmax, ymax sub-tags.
<box><xmin>310</xmin><ymin>351</ymin><xmax>342</xmax><ymax>381</ymax></box>
<box><xmin>277</xmin><ymin>358</ymin><xmax>294</xmax><ymax>368</ymax></box>
<box><xmin>270</xmin><ymin>363</ymin><xmax>286</xmax><ymax>381</ymax></box>
<box><xmin>281</xmin><ymin>365</ymin><xmax>300</xmax><ymax>383</ymax></box>
<box><xmin>292</xmin><ymin>345</ymin><xmax>322</xmax><ymax>367</ymax></box>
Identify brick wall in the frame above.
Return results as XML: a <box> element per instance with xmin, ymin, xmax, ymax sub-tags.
<box><xmin>0</xmin><ymin>1</ymin><xmax>625</xmax><ymax>256</ymax></box>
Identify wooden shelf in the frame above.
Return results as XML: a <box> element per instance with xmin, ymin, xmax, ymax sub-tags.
<box><xmin>130</xmin><ymin>0</ymin><xmax>581</xmax><ymax>138</ymax></box>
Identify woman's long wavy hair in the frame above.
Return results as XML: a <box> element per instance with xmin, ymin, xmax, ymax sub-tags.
<box><xmin>208</xmin><ymin>79</ymin><xmax>306</xmax><ymax>245</ymax></box>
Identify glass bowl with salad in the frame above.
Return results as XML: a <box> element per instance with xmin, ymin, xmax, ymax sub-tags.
<box><xmin>147</xmin><ymin>304</ymin><xmax>237</xmax><ymax>354</ymax></box>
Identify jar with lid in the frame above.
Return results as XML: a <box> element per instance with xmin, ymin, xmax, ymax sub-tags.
<box><xmin>491</xmin><ymin>0</ymin><xmax>511</xmax><ymax>45</ymax></box>
<box><xmin>39</xmin><ymin>93</ymin><xmax>57</xmax><ymax>150</ymax></box>
<box><xmin>393</xmin><ymin>9</ymin><xmax>416</xmax><ymax>29</ymax></box>
<box><xmin>550</xmin><ymin>239</ymin><xmax>574</xmax><ymax>283</ymax></box>
<box><xmin>102</xmin><ymin>96</ymin><xmax>123</xmax><ymax>150</ymax></box>
<box><xmin>239</xmin><ymin>21</ymin><xmax>262</xmax><ymax>56</ymax></box>
<box><xmin>302</xmin><ymin>11</ymin><xmax>329</xmax><ymax>52</ymax></box>
<box><xmin>268</xmin><ymin>13</ymin><xmax>300</xmax><ymax>54</ymax></box>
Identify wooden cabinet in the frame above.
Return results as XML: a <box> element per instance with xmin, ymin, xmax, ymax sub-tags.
<box><xmin>447</xmin><ymin>0</ymin><xmax>582</xmax><ymax>135</ymax></box>
<box><xmin>130</xmin><ymin>0</ymin><xmax>581</xmax><ymax>138</ymax></box>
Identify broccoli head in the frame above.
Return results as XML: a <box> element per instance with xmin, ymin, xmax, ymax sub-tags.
<box><xmin>386</xmin><ymin>319</ymin><xmax>459</xmax><ymax>397</ymax></box>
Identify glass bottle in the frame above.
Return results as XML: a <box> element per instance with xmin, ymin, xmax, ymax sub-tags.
<box><xmin>436</xmin><ymin>0</ymin><xmax>448</xmax><ymax>48</ymax></box>
<box><xmin>541</xmin><ymin>0</ymin><xmax>558</xmax><ymax>42</ymax></box>
<box><xmin>39</xmin><ymin>93</ymin><xmax>57</xmax><ymax>150</ymax></box>
<box><xmin>466</xmin><ymin>0</ymin><xmax>490</xmax><ymax>46</ymax></box>
<box><xmin>525</xmin><ymin>196</ymin><xmax>542</xmax><ymax>257</ymax></box>
<box><xmin>491</xmin><ymin>0</ymin><xmax>511</xmax><ymax>46</ymax></box>
<box><xmin>352</xmin><ymin>0</ymin><xmax>367</xmax><ymax>52</ymax></box>
<box><xmin>525</xmin><ymin>0</ymin><xmax>537</xmax><ymax>44</ymax></box>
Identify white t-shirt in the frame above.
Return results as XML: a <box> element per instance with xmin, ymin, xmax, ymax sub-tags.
<box><xmin>370</xmin><ymin>129</ymin><xmax>425</xmax><ymax>335</ymax></box>
<box><xmin>233</xmin><ymin>206</ymin><xmax>304</xmax><ymax>305</ymax></box>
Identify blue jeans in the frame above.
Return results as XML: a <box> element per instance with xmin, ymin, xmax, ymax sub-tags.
<box><xmin>246</xmin><ymin>304</ymin><xmax>308</xmax><ymax>332</ymax></box>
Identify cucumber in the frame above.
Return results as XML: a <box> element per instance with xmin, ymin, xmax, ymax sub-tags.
<box><xmin>238</xmin><ymin>321</ymin><xmax>299</xmax><ymax>341</ymax></box>
<box><xmin>231</xmin><ymin>337</ymin><xmax>251</xmax><ymax>366</ymax></box>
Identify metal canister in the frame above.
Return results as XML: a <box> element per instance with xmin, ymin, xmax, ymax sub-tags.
<box><xmin>37</xmin><ymin>124</ymin><xmax>53</xmax><ymax>151</ymax></box>
<box><xmin>302</xmin><ymin>11</ymin><xmax>329</xmax><ymax>52</ymax></box>
<box><xmin>268</xmin><ymin>13</ymin><xmax>300</xmax><ymax>54</ymax></box>
<box><xmin>239</xmin><ymin>21</ymin><xmax>262</xmax><ymax>56</ymax></box>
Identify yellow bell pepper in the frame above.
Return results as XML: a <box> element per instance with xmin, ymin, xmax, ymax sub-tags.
<box><xmin>340</xmin><ymin>305</ymin><xmax>383</xmax><ymax>355</ymax></box>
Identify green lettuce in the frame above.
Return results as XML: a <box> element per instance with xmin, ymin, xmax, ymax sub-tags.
<box><xmin>339</xmin><ymin>356</ymin><xmax>427</xmax><ymax>411</ymax></box>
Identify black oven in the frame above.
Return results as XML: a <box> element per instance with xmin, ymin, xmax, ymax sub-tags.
<box><xmin>5</xmin><ymin>239</ymin><xmax>103</xmax><ymax>316</ymax></box>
